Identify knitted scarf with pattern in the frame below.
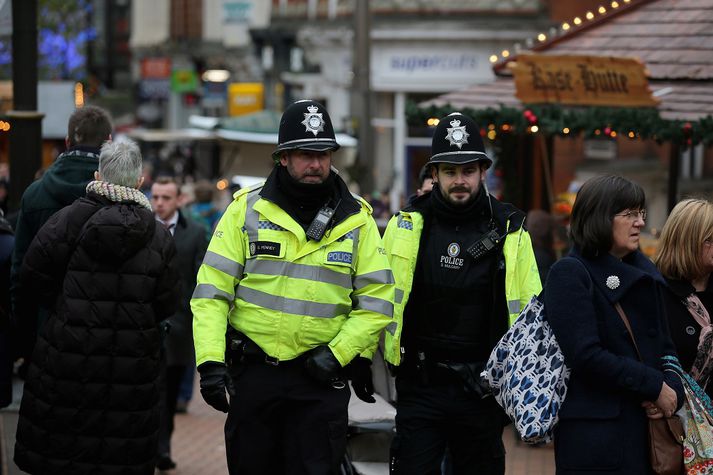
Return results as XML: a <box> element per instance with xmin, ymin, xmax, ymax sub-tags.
<box><xmin>685</xmin><ymin>294</ymin><xmax>713</xmax><ymax>388</ymax></box>
<box><xmin>85</xmin><ymin>180</ymin><xmax>152</xmax><ymax>211</ymax></box>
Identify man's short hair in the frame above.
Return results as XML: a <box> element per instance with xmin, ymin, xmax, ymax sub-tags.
<box><xmin>417</xmin><ymin>165</ymin><xmax>431</xmax><ymax>188</ymax></box>
<box><xmin>153</xmin><ymin>176</ymin><xmax>181</xmax><ymax>196</ymax></box>
<box><xmin>67</xmin><ymin>105</ymin><xmax>113</xmax><ymax>148</ymax></box>
<box><xmin>99</xmin><ymin>138</ymin><xmax>142</xmax><ymax>188</ymax></box>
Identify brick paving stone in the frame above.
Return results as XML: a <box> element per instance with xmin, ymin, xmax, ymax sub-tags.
<box><xmin>2</xmin><ymin>373</ymin><xmax>555</xmax><ymax>475</ymax></box>
<box><xmin>164</xmin><ymin>389</ymin><xmax>229</xmax><ymax>475</ymax></box>
<box><xmin>503</xmin><ymin>426</ymin><xmax>555</xmax><ymax>475</ymax></box>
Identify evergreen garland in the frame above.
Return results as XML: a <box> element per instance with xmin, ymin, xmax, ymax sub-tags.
<box><xmin>407</xmin><ymin>101</ymin><xmax>713</xmax><ymax>147</ymax></box>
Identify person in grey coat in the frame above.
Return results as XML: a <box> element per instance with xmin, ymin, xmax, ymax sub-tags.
<box><xmin>151</xmin><ymin>176</ymin><xmax>207</xmax><ymax>470</ymax></box>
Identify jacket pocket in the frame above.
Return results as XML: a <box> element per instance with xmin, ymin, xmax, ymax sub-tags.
<box><xmin>556</xmin><ymin>418</ymin><xmax>623</xmax><ymax>471</ymax></box>
<box><xmin>558</xmin><ymin>396</ymin><xmax>621</xmax><ymax>419</ymax></box>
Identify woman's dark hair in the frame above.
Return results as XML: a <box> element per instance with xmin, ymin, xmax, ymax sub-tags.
<box><xmin>570</xmin><ymin>175</ymin><xmax>645</xmax><ymax>257</ymax></box>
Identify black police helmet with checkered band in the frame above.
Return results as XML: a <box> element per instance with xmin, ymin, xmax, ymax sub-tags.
<box><xmin>429</xmin><ymin>112</ymin><xmax>492</xmax><ymax>169</ymax></box>
<box><xmin>272</xmin><ymin>100</ymin><xmax>340</xmax><ymax>160</ymax></box>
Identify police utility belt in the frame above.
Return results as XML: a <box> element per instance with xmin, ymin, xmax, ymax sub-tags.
<box><xmin>398</xmin><ymin>349</ymin><xmax>492</xmax><ymax>399</ymax></box>
<box><xmin>226</xmin><ymin>327</ymin><xmax>307</xmax><ymax>367</ymax></box>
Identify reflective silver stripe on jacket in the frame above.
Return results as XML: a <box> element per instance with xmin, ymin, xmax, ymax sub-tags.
<box><xmin>192</xmin><ymin>283</ymin><xmax>234</xmax><ymax>301</ymax></box>
<box><xmin>353</xmin><ymin>269</ymin><xmax>395</xmax><ymax>291</ymax></box>
<box><xmin>394</xmin><ymin>288</ymin><xmax>404</xmax><ymax>304</ymax></box>
<box><xmin>244</xmin><ymin>190</ymin><xmax>261</xmax><ymax>243</ymax></box>
<box><xmin>508</xmin><ymin>299</ymin><xmax>521</xmax><ymax>314</ymax></box>
<box><xmin>236</xmin><ymin>286</ymin><xmax>351</xmax><ymax>319</ymax></box>
<box><xmin>244</xmin><ymin>259</ymin><xmax>352</xmax><ymax>289</ymax></box>
<box><xmin>202</xmin><ymin>251</ymin><xmax>244</xmax><ymax>279</ymax></box>
<box><xmin>353</xmin><ymin>295</ymin><xmax>393</xmax><ymax>318</ymax></box>
<box><xmin>385</xmin><ymin>321</ymin><xmax>397</xmax><ymax>335</ymax></box>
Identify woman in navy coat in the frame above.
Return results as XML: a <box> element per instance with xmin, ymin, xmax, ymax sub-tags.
<box><xmin>544</xmin><ymin>175</ymin><xmax>684</xmax><ymax>474</ymax></box>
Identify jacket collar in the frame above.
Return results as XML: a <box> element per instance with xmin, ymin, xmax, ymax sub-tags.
<box><xmin>665</xmin><ymin>276</ymin><xmax>713</xmax><ymax>298</ymax></box>
<box><xmin>259</xmin><ymin>167</ymin><xmax>360</xmax><ymax>227</ymax></box>
<box><xmin>570</xmin><ymin>247</ymin><xmax>664</xmax><ymax>303</ymax></box>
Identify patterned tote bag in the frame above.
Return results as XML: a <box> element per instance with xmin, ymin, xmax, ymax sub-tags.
<box><xmin>663</xmin><ymin>356</ymin><xmax>713</xmax><ymax>474</ymax></box>
<box><xmin>484</xmin><ymin>295</ymin><xmax>570</xmax><ymax>444</ymax></box>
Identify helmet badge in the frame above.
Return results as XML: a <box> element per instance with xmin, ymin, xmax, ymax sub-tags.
<box><xmin>445</xmin><ymin>118</ymin><xmax>469</xmax><ymax>149</ymax></box>
<box><xmin>301</xmin><ymin>105</ymin><xmax>325</xmax><ymax>136</ymax></box>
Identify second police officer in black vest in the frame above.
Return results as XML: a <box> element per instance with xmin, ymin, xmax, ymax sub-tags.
<box><xmin>382</xmin><ymin>112</ymin><xmax>542</xmax><ymax>474</ymax></box>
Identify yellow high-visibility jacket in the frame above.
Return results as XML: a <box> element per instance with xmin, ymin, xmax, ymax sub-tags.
<box><xmin>382</xmin><ymin>207</ymin><xmax>542</xmax><ymax>366</ymax></box>
<box><xmin>191</xmin><ymin>184</ymin><xmax>394</xmax><ymax>367</ymax></box>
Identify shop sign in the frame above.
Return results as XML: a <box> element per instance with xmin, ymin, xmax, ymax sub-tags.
<box><xmin>171</xmin><ymin>70</ymin><xmax>198</xmax><ymax>93</ymax></box>
<box><xmin>141</xmin><ymin>57</ymin><xmax>172</xmax><ymax>79</ymax></box>
<box><xmin>223</xmin><ymin>1</ymin><xmax>252</xmax><ymax>23</ymax></box>
<box><xmin>139</xmin><ymin>79</ymin><xmax>171</xmax><ymax>99</ymax></box>
<box><xmin>512</xmin><ymin>54</ymin><xmax>658</xmax><ymax>107</ymax></box>
<box><xmin>372</xmin><ymin>46</ymin><xmax>493</xmax><ymax>92</ymax></box>
<box><xmin>228</xmin><ymin>83</ymin><xmax>264</xmax><ymax>116</ymax></box>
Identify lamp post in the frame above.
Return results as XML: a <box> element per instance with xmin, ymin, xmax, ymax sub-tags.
<box><xmin>353</xmin><ymin>0</ymin><xmax>374</xmax><ymax>193</ymax></box>
<box><xmin>8</xmin><ymin>0</ymin><xmax>44</xmax><ymax>211</ymax></box>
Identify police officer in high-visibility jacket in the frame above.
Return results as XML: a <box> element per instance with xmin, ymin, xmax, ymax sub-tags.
<box><xmin>383</xmin><ymin>112</ymin><xmax>541</xmax><ymax>474</ymax></box>
<box><xmin>191</xmin><ymin>100</ymin><xmax>394</xmax><ymax>475</ymax></box>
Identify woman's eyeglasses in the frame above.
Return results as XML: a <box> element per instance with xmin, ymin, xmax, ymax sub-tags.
<box><xmin>614</xmin><ymin>210</ymin><xmax>647</xmax><ymax>221</ymax></box>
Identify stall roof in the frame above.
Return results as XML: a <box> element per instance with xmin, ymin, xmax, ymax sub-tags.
<box><xmin>425</xmin><ymin>0</ymin><xmax>713</xmax><ymax>121</ymax></box>
<box><xmin>538</xmin><ymin>0</ymin><xmax>713</xmax><ymax>81</ymax></box>
<box><xmin>424</xmin><ymin>79</ymin><xmax>713</xmax><ymax>121</ymax></box>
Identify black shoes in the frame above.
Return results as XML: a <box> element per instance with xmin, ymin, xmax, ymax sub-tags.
<box><xmin>156</xmin><ymin>455</ymin><xmax>177</xmax><ymax>471</ymax></box>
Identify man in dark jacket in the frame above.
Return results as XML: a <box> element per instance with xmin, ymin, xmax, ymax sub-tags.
<box><xmin>14</xmin><ymin>137</ymin><xmax>179</xmax><ymax>475</ymax></box>
<box><xmin>151</xmin><ymin>176</ymin><xmax>207</xmax><ymax>470</ymax></box>
<box><xmin>10</xmin><ymin>105</ymin><xmax>113</xmax><ymax>357</ymax></box>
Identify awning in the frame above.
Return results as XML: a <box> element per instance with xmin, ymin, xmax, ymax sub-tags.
<box><xmin>126</xmin><ymin>128</ymin><xmax>217</xmax><ymax>142</ymax></box>
<box><xmin>189</xmin><ymin>111</ymin><xmax>358</xmax><ymax>147</ymax></box>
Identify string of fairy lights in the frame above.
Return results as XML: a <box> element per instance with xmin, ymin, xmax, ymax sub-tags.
<box><xmin>488</xmin><ymin>0</ymin><xmax>633</xmax><ymax>66</ymax></box>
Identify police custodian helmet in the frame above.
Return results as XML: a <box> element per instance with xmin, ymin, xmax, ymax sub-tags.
<box><xmin>429</xmin><ymin>112</ymin><xmax>492</xmax><ymax>169</ymax></box>
<box><xmin>272</xmin><ymin>100</ymin><xmax>340</xmax><ymax>159</ymax></box>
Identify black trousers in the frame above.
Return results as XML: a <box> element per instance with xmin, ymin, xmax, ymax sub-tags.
<box><xmin>392</xmin><ymin>375</ymin><xmax>506</xmax><ymax>475</ymax></box>
<box><xmin>225</xmin><ymin>360</ymin><xmax>350</xmax><ymax>475</ymax></box>
<box><xmin>158</xmin><ymin>363</ymin><xmax>187</xmax><ymax>458</ymax></box>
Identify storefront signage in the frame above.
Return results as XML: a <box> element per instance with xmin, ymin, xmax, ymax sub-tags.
<box><xmin>171</xmin><ymin>70</ymin><xmax>198</xmax><ymax>93</ymax></box>
<box><xmin>141</xmin><ymin>57</ymin><xmax>171</xmax><ymax>79</ymax></box>
<box><xmin>228</xmin><ymin>83</ymin><xmax>264</xmax><ymax>116</ymax></box>
<box><xmin>372</xmin><ymin>46</ymin><xmax>493</xmax><ymax>92</ymax></box>
<box><xmin>512</xmin><ymin>54</ymin><xmax>658</xmax><ymax>107</ymax></box>
<box><xmin>223</xmin><ymin>1</ymin><xmax>252</xmax><ymax>23</ymax></box>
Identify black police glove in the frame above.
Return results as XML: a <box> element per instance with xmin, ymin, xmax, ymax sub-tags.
<box><xmin>304</xmin><ymin>345</ymin><xmax>342</xmax><ymax>385</ymax></box>
<box><xmin>197</xmin><ymin>362</ymin><xmax>235</xmax><ymax>413</ymax></box>
<box><xmin>348</xmin><ymin>357</ymin><xmax>376</xmax><ymax>403</ymax></box>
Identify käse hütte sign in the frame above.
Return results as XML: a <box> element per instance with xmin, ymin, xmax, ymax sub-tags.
<box><xmin>511</xmin><ymin>54</ymin><xmax>659</xmax><ymax>107</ymax></box>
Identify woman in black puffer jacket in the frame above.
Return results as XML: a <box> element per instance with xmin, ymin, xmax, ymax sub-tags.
<box><xmin>14</xmin><ymin>138</ymin><xmax>179</xmax><ymax>475</ymax></box>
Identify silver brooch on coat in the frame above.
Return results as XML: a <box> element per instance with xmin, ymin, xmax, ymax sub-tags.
<box><xmin>606</xmin><ymin>275</ymin><xmax>620</xmax><ymax>290</ymax></box>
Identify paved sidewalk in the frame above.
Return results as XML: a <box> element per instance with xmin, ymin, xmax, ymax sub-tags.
<box><xmin>1</xmin><ymin>376</ymin><xmax>554</xmax><ymax>475</ymax></box>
